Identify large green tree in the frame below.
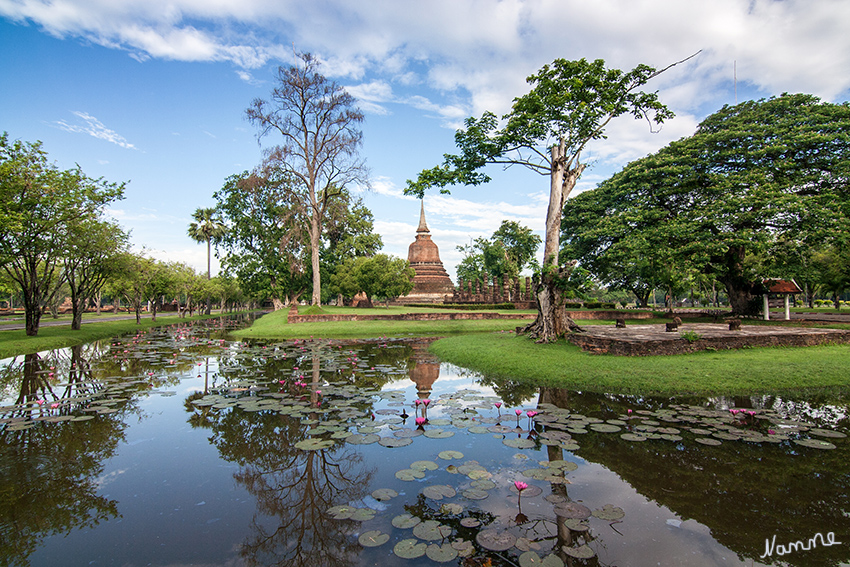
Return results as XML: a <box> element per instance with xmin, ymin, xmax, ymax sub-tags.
<box><xmin>406</xmin><ymin>57</ymin><xmax>687</xmax><ymax>341</ymax></box>
<box><xmin>456</xmin><ymin>220</ymin><xmax>541</xmax><ymax>284</ymax></box>
<box><xmin>214</xmin><ymin>169</ymin><xmax>310</xmax><ymax>310</ymax></box>
<box><xmin>330</xmin><ymin>254</ymin><xmax>414</xmax><ymax>307</ymax></box>
<box><xmin>64</xmin><ymin>217</ymin><xmax>129</xmax><ymax>329</ymax></box>
<box><xmin>562</xmin><ymin>94</ymin><xmax>850</xmax><ymax>314</ymax></box>
<box><xmin>246</xmin><ymin>52</ymin><xmax>369</xmax><ymax>307</ymax></box>
<box><xmin>0</xmin><ymin>133</ymin><xmax>124</xmax><ymax>335</ymax></box>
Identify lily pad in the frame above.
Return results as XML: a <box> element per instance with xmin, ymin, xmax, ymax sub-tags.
<box><xmin>392</xmin><ymin>513</ymin><xmax>421</xmax><ymax>529</ymax></box>
<box><xmin>294</xmin><ymin>438</ymin><xmax>335</xmax><ymax>451</ymax></box>
<box><xmin>441</xmin><ymin>502</ymin><xmax>463</xmax><ymax>515</ymax></box>
<box><xmin>452</xmin><ymin>539</ymin><xmax>475</xmax><ymax>557</ymax></box>
<box><xmin>794</xmin><ymin>438</ymin><xmax>837</xmax><ymax>449</ymax></box>
<box><xmin>379</xmin><ymin>436</ymin><xmax>412</xmax><ymax>448</ymax></box>
<box><xmin>424</xmin><ymin>428</ymin><xmax>454</xmax><ymax>439</ymax></box>
<box><xmin>422</xmin><ymin>485</ymin><xmax>457</xmax><ymax>500</ymax></box>
<box><xmin>393</xmin><ymin>538</ymin><xmax>427</xmax><ymax>559</ymax></box>
<box><xmin>620</xmin><ymin>433</ymin><xmax>648</xmax><ymax>442</ymax></box>
<box><xmin>349</xmin><ymin>507</ymin><xmax>376</xmax><ymax>521</ymax></box>
<box><xmin>592</xmin><ymin>504</ymin><xmax>625</xmax><ymax>520</ymax></box>
<box><xmin>462</xmin><ymin>488</ymin><xmax>489</xmax><ymax>500</ymax></box>
<box><xmin>460</xmin><ymin>517</ymin><xmax>481</xmax><ymax>528</ymax></box>
<box><xmin>410</xmin><ymin>460</ymin><xmax>439</xmax><ymax>471</ymax></box>
<box><xmin>563</xmin><ymin>544</ymin><xmax>595</xmax><ymax>559</ymax></box>
<box><xmin>396</xmin><ymin>468</ymin><xmax>425</xmax><ymax>481</ymax></box>
<box><xmin>520</xmin><ymin>551</ymin><xmax>565</xmax><ymax>567</ymax></box>
<box><xmin>327</xmin><ymin>505</ymin><xmax>355</xmax><ymax>520</ymax></box>
<box><xmin>511</xmin><ymin>484</ymin><xmax>543</xmax><ymax>497</ymax></box>
<box><xmin>590</xmin><ymin>423</ymin><xmax>621</xmax><ymax>433</ymax></box>
<box><xmin>809</xmin><ymin>428</ymin><xmax>847</xmax><ymax>439</ymax></box>
<box><xmin>371</xmin><ymin>488</ymin><xmax>398</xmax><ymax>501</ymax></box>
<box><xmin>426</xmin><ymin>543</ymin><xmax>459</xmax><ymax>563</ymax></box>
<box><xmin>503</xmin><ymin>438</ymin><xmax>536</xmax><ymax>449</ymax></box>
<box><xmin>413</xmin><ymin>520</ymin><xmax>452</xmax><ymax>541</ymax></box>
<box><xmin>476</xmin><ymin>529</ymin><xmax>516</xmax><ymax>551</ymax></box>
<box><xmin>358</xmin><ymin>530</ymin><xmax>390</xmax><ymax>547</ymax></box>
<box><xmin>467</xmin><ymin>469</ymin><xmax>492</xmax><ymax>480</ymax></box>
<box><xmin>554</xmin><ymin>502</ymin><xmax>592</xmax><ymax>519</ymax></box>
<box><xmin>438</xmin><ymin>450</ymin><xmax>464</xmax><ymax>460</ymax></box>
<box><xmin>695</xmin><ymin>437</ymin><xmax>722</xmax><ymax>446</ymax></box>
<box><xmin>346</xmin><ymin>433</ymin><xmax>379</xmax><ymax>445</ymax></box>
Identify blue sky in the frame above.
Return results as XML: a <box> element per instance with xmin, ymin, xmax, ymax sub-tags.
<box><xmin>2</xmin><ymin>0</ymin><xmax>850</xmax><ymax>280</ymax></box>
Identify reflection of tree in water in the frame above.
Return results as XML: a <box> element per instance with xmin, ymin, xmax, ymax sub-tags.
<box><xmin>538</xmin><ymin>386</ymin><xmax>850</xmax><ymax>567</ymax></box>
<box><xmin>191</xmin><ymin>393</ymin><xmax>374</xmax><ymax>567</ymax></box>
<box><xmin>0</xmin><ymin>351</ymin><xmax>124</xmax><ymax>567</ymax></box>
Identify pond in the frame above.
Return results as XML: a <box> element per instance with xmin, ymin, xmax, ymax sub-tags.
<box><xmin>1</xmin><ymin>314</ymin><xmax>848</xmax><ymax>567</ymax></box>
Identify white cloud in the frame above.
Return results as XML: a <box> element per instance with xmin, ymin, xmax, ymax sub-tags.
<box><xmin>54</xmin><ymin>111</ymin><xmax>137</xmax><ymax>149</ymax></box>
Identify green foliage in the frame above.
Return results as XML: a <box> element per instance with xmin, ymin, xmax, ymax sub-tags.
<box><xmin>0</xmin><ymin>132</ymin><xmax>125</xmax><ymax>335</ymax></box>
<box><xmin>456</xmin><ymin>220</ymin><xmax>540</xmax><ymax>283</ymax></box>
<box><xmin>562</xmin><ymin>94</ymin><xmax>850</xmax><ymax>314</ymax></box>
<box><xmin>214</xmin><ymin>170</ymin><xmax>310</xmax><ymax>306</ymax></box>
<box><xmin>405</xmin><ymin>303</ymin><xmax>517</xmax><ymax>310</ymax></box>
<box><xmin>330</xmin><ymin>254</ymin><xmax>414</xmax><ymax>304</ymax></box>
<box><xmin>680</xmin><ymin>330</ymin><xmax>702</xmax><ymax>344</ymax></box>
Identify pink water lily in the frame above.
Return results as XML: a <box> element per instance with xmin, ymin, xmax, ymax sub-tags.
<box><xmin>514</xmin><ymin>481</ymin><xmax>528</xmax><ymax>492</ymax></box>
<box><xmin>515</xmin><ymin>409</ymin><xmax>523</xmax><ymax>416</ymax></box>
<box><xmin>494</xmin><ymin>402</ymin><xmax>502</xmax><ymax>408</ymax></box>
<box><xmin>415</xmin><ymin>417</ymin><xmax>426</xmax><ymax>426</ymax></box>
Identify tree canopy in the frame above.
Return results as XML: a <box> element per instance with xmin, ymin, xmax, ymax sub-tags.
<box><xmin>246</xmin><ymin>52</ymin><xmax>369</xmax><ymax>307</ymax></box>
<box><xmin>456</xmin><ymin>220</ymin><xmax>540</xmax><ymax>284</ymax></box>
<box><xmin>330</xmin><ymin>254</ymin><xmax>414</xmax><ymax>307</ymax></box>
<box><xmin>406</xmin><ymin>56</ymin><xmax>684</xmax><ymax>340</ymax></box>
<box><xmin>0</xmin><ymin>133</ymin><xmax>125</xmax><ymax>335</ymax></box>
<box><xmin>562</xmin><ymin>94</ymin><xmax>850</xmax><ymax>314</ymax></box>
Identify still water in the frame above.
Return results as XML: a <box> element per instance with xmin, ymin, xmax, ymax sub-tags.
<box><xmin>1</xmin><ymin>315</ymin><xmax>848</xmax><ymax>567</ymax></box>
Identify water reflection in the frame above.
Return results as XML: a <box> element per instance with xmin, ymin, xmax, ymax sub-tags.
<box><xmin>0</xmin><ymin>350</ymin><xmax>124</xmax><ymax>567</ymax></box>
<box><xmin>1</xmin><ymin>315</ymin><xmax>848</xmax><ymax>567</ymax></box>
<box><xmin>534</xmin><ymin>386</ymin><xmax>850</xmax><ymax>567</ymax></box>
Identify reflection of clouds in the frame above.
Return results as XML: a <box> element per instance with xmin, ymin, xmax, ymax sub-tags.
<box><xmin>94</xmin><ymin>468</ymin><xmax>128</xmax><ymax>489</ymax></box>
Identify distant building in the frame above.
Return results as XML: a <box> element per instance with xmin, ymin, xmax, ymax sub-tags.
<box><xmin>397</xmin><ymin>201</ymin><xmax>454</xmax><ymax>304</ymax></box>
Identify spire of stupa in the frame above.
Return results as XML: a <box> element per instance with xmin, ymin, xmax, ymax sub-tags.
<box><xmin>416</xmin><ymin>199</ymin><xmax>429</xmax><ymax>233</ymax></box>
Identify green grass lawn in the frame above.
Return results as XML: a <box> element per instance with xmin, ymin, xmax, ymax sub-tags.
<box><xmin>0</xmin><ymin>312</ymin><xmax>232</xmax><ymax>359</ymax></box>
<box><xmin>430</xmin><ymin>332</ymin><xmax>850</xmax><ymax>396</ymax></box>
<box><xmin>231</xmin><ymin>307</ymin><xmax>536</xmax><ymax>340</ymax></box>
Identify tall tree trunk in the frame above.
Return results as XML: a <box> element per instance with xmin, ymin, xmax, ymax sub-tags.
<box><xmin>205</xmin><ymin>237</ymin><xmax>213</xmax><ymax>315</ymax></box>
<box><xmin>71</xmin><ymin>297</ymin><xmax>84</xmax><ymax>330</ymax></box>
<box><xmin>310</xmin><ymin>212</ymin><xmax>322</xmax><ymax>306</ymax></box>
<box><xmin>522</xmin><ymin>143</ymin><xmax>585</xmax><ymax>342</ymax></box>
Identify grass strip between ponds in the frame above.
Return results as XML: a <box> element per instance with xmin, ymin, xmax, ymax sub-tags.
<box><xmin>429</xmin><ymin>332</ymin><xmax>850</xmax><ymax>396</ymax></box>
<box><xmin>0</xmin><ymin>313</ymin><xmax>237</xmax><ymax>359</ymax></box>
<box><xmin>230</xmin><ymin>308</ymin><xmax>534</xmax><ymax>340</ymax></box>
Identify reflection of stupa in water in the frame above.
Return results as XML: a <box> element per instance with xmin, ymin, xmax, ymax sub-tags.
<box><xmin>397</xmin><ymin>200</ymin><xmax>455</xmax><ymax>304</ymax></box>
<box><xmin>409</xmin><ymin>341</ymin><xmax>440</xmax><ymax>401</ymax></box>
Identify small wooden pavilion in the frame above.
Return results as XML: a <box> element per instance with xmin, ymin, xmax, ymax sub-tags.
<box><xmin>762</xmin><ymin>279</ymin><xmax>803</xmax><ymax>321</ymax></box>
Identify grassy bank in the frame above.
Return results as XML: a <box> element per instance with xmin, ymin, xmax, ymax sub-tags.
<box><xmin>231</xmin><ymin>307</ymin><xmax>536</xmax><ymax>340</ymax></box>
<box><xmin>430</xmin><ymin>332</ymin><xmax>850</xmax><ymax>396</ymax></box>
<box><xmin>0</xmin><ymin>313</ymin><xmax>233</xmax><ymax>359</ymax></box>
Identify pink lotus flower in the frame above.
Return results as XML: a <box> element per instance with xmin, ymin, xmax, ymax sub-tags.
<box><xmin>414</xmin><ymin>399</ymin><xmax>422</xmax><ymax>406</ymax></box>
<box><xmin>423</xmin><ymin>399</ymin><xmax>431</xmax><ymax>406</ymax></box>
<box><xmin>494</xmin><ymin>402</ymin><xmax>502</xmax><ymax>409</ymax></box>
<box><xmin>36</xmin><ymin>399</ymin><xmax>45</xmax><ymax>406</ymax></box>
<box><xmin>315</xmin><ymin>390</ymin><xmax>321</xmax><ymax>395</ymax></box>
<box><xmin>627</xmin><ymin>409</ymin><xmax>632</xmax><ymax>414</ymax></box>
<box><xmin>768</xmin><ymin>429</ymin><xmax>776</xmax><ymax>435</ymax></box>
<box><xmin>514</xmin><ymin>481</ymin><xmax>528</xmax><ymax>492</ymax></box>
<box><xmin>515</xmin><ymin>409</ymin><xmax>523</xmax><ymax>416</ymax></box>
<box><xmin>415</xmin><ymin>417</ymin><xmax>426</xmax><ymax>425</ymax></box>
<box><xmin>527</xmin><ymin>411</ymin><xmax>538</xmax><ymax>419</ymax></box>
<box><xmin>50</xmin><ymin>403</ymin><xmax>59</xmax><ymax>409</ymax></box>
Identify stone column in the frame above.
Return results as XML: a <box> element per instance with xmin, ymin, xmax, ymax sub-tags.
<box><xmin>763</xmin><ymin>293</ymin><xmax>770</xmax><ymax>321</ymax></box>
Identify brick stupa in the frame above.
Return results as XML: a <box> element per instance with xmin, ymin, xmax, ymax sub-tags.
<box><xmin>398</xmin><ymin>201</ymin><xmax>454</xmax><ymax>303</ymax></box>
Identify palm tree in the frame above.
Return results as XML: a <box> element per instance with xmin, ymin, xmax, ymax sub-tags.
<box><xmin>188</xmin><ymin>208</ymin><xmax>226</xmax><ymax>314</ymax></box>
<box><xmin>188</xmin><ymin>208</ymin><xmax>226</xmax><ymax>279</ymax></box>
